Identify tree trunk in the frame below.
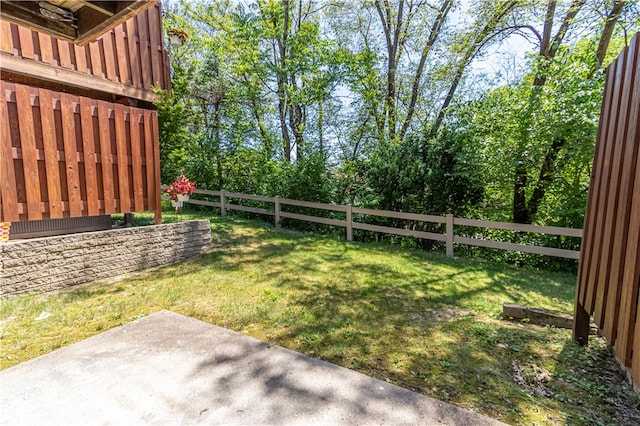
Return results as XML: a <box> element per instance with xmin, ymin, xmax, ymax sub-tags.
<box><xmin>595</xmin><ymin>0</ymin><xmax>627</xmax><ymax>69</ymax></box>
<box><xmin>399</xmin><ymin>0</ymin><xmax>453</xmax><ymax>142</ymax></box>
<box><xmin>291</xmin><ymin>101</ymin><xmax>305</xmax><ymax>160</ymax></box>
<box><xmin>527</xmin><ymin>138</ymin><xmax>566</xmax><ymax>221</ymax></box>
<box><xmin>511</xmin><ymin>0</ymin><xmax>626</xmax><ymax>224</ymax></box>
<box><xmin>533</xmin><ymin>0</ymin><xmax>585</xmax><ymax>87</ymax></box>
<box><xmin>277</xmin><ymin>1</ymin><xmax>291</xmax><ymax>162</ymax></box>
<box><xmin>278</xmin><ymin>89</ymin><xmax>291</xmax><ymax>162</ymax></box>
<box><xmin>375</xmin><ymin>0</ymin><xmax>415</xmax><ymax>142</ymax></box>
<box><xmin>318</xmin><ymin>101</ymin><xmax>323</xmax><ymax>154</ymax></box>
<box><xmin>513</xmin><ymin>163</ymin><xmax>529</xmax><ymax>224</ymax></box>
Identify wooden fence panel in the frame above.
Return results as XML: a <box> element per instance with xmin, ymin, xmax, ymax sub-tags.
<box><xmin>15</xmin><ymin>85</ymin><xmax>42</xmax><ymax>220</ymax></box>
<box><xmin>604</xmin><ymin>39</ymin><xmax>640</xmax><ymax>339</ymax></box>
<box><xmin>88</xmin><ymin>39</ymin><xmax>104</xmax><ymax>78</ymax></box>
<box><xmin>17</xmin><ymin>25</ymin><xmax>34</xmax><ymax>60</ymax></box>
<box><xmin>150</xmin><ymin>110</ymin><xmax>161</xmax><ymax>224</ymax></box>
<box><xmin>614</xmin><ymin>44</ymin><xmax>640</xmax><ymax>368</ymax></box>
<box><xmin>578</xmin><ymin>67</ymin><xmax>616</xmax><ymax>313</ymax></box>
<box><xmin>102</xmin><ymin>34</ymin><xmax>117</xmax><ymax>82</ymax></box>
<box><xmin>79</xmin><ymin>97</ymin><xmax>100</xmax><ymax>216</ymax></box>
<box><xmin>97</xmin><ymin>100</ymin><xmax>115</xmax><ymax>214</ymax></box>
<box><xmin>114</xmin><ymin>26</ymin><xmax>130</xmax><ymax>85</ymax></box>
<box><xmin>0</xmin><ymin>86</ymin><xmax>19</xmax><ymax>222</ymax></box>
<box><xmin>594</xmin><ymin>51</ymin><xmax>631</xmax><ymax>328</ymax></box>
<box><xmin>147</xmin><ymin>5</ymin><xmax>163</xmax><ymax>88</ymax></box>
<box><xmin>143</xmin><ymin>110</ymin><xmax>156</xmax><ymax>216</ymax></box>
<box><xmin>114</xmin><ymin>104</ymin><xmax>131</xmax><ymax>213</ymax></box>
<box><xmin>136</xmin><ymin>13</ymin><xmax>152</xmax><ymax>90</ymax></box>
<box><xmin>73</xmin><ymin>43</ymin><xmax>88</xmax><ymax>74</ymax></box>
<box><xmin>126</xmin><ymin>18</ymin><xmax>142</xmax><ymax>90</ymax></box>
<box><xmin>60</xmin><ymin>93</ymin><xmax>83</xmax><ymax>217</ymax></box>
<box><xmin>0</xmin><ymin>20</ymin><xmax>13</xmax><ymax>53</ymax></box>
<box><xmin>130</xmin><ymin>112</ymin><xmax>144</xmax><ymax>211</ymax></box>
<box><xmin>39</xmin><ymin>90</ymin><xmax>63</xmax><ymax>219</ymax></box>
<box><xmin>0</xmin><ymin>2</ymin><xmax>169</xmax><ymax>101</ymax></box>
<box><xmin>574</xmin><ymin>32</ymin><xmax>640</xmax><ymax>390</ymax></box>
<box><xmin>180</xmin><ymin>189</ymin><xmax>581</xmax><ymax>259</ymax></box>
<box><xmin>0</xmin><ymin>81</ymin><xmax>161</xmax><ymax>223</ymax></box>
<box><xmin>587</xmin><ymin>56</ymin><xmax>627</xmax><ymax>315</ymax></box>
<box><xmin>57</xmin><ymin>37</ymin><xmax>73</xmax><ymax>69</ymax></box>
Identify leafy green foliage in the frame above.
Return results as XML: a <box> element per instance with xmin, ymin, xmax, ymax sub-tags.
<box><xmin>343</xmin><ymin>131</ymin><xmax>484</xmax><ymax>218</ymax></box>
<box><xmin>156</xmin><ymin>0</ymin><xmax>633</xmax><ymax>268</ymax></box>
<box><xmin>449</xmin><ymin>40</ymin><xmax>605</xmax><ymax>227</ymax></box>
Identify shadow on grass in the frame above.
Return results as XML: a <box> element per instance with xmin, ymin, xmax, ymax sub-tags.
<box><xmin>124</xmin><ymin>218</ymin><xmax>588</xmax><ymax>423</ymax></box>
<box><xmin>192</xmin><ymin>223</ymin><xmax>574</xmax><ymax>312</ymax></box>
<box><xmin>41</xmin><ymin>214</ymin><xmax>617</xmax><ymax>425</ymax></box>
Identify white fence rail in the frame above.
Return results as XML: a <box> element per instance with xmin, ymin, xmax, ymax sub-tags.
<box><xmin>166</xmin><ymin>189</ymin><xmax>582</xmax><ymax>260</ymax></box>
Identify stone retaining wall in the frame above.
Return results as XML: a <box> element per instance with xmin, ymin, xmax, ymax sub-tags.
<box><xmin>0</xmin><ymin>220</ymin><xmax>211</xmax><ymax>297</ymax></box>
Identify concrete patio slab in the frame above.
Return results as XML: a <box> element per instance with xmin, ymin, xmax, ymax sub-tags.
<box><xmin>0</xmin><ymin>310</ymin><xmax>505</xmax><ymax>425</ymax></box>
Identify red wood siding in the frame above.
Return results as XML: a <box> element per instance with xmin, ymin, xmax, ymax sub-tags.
<box><xmin>0</xmin><ymin>81</ymin><xmax>161</xmax><ymax>223</ymax></box>
<box><xmin>574</xmin><ymin>33</ymin><xmax>640</xmax><ymax>389</ymax></box>
<box><xmin>0</xmin><ymin>2</ymin><xmax>170</xmax><ymax>93</ymax></box>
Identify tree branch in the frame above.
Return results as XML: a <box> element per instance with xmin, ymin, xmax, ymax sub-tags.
<box><xmin>430</xmin><ymin>0</ymin><xmax>518</xmax><ymax>137</ymax></box>
<box><xmin>551</xmin><ymin>0</ymin><xmax>586</xmax><ymax>53</ymax></box>
<box><xmin>399</xmin><ymin>0</ymin><xmax>453</xmax><ymax>142</ymax></box>
<box><xmin>540</xmin><ymin>0</ymin><xmax>556</xmax><ymax>56</ymax></box>
<box><xmin>595</xmin><ymin>0</ymin><xmax>627</xmax><ymax>68</ymax></box>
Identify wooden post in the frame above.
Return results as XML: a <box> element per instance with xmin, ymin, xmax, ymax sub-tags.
<box><xmin>220</xmin><ymin>190</ymin><xmax>227</xmax><ymax>216</ymax></box>
<box><xmin>124</xmin><ymin>213</ymin><xmax>133</xmax><ymax>227</ymax></box>
<box><xmin>446</xmin><ymin>214</ymin><xmax>454</xmax><ymax>257</ymax></box>
<box><xmin>572</xmin><ymin>301</ymin><xmax>591</xmax><ymax>346</ymax></box>
<box><xmin>275</xmin><ymin>196</ymin><xmax>281</xmax><ymax>230</ymax></box>
<box><xmin>346</xmin><ymin>204</ymin><xmax>353</xmax><ymax>242</ymax></box>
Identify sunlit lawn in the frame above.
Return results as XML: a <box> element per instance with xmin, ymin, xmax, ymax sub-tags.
<box><xmin>1</xmin><ymin>210</ymin><xmax>638</xmax><ymax>425</ymax></box>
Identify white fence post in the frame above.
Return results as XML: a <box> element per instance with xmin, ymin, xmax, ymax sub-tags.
<box><xmin>220</xmin><ymin>190</ymin><xmax>227</xmax><ymax>216</ymax></box>
<box><xmin>275</xmin><ymin>196</ymin><xmax>281</xmax><ymax>229</ymax></box>
<box><xmin>346</xmin><ymin>204</ymin><xmax>353</xmax><ymax>242</ymax></box>
<box><xmin>446</xmin><ymin>214</ymin><xmax>454</xmax><ymax>258</ymax></box>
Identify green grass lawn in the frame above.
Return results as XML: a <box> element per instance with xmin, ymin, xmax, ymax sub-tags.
<box><xmin>1</xmin><ymin>210</ymin><xmax>638</xmax><ymax>425</ymax></box>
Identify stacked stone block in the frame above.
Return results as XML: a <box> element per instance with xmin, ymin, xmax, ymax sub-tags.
<box><xmin>0</xmin><ymin>220</ymin><xmax>211</xmax><ymax>297</ymax></box>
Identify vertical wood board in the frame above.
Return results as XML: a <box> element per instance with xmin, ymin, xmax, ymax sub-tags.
<box><xmin>97</xmin><ymin>100</ymin><xmax>115</xmax><ymax>214</ymax></box>
<box><xmin>151</xmin><ymin>110</ymin><xmax>161</xmax><ymax>224</ymax></box>
<box><xmin>0</xmin><ymin>83</ymin><xmax>19</xmax><ymax>222</ymax></box>
<box><xmin>114</xmin><ymin>104</ymin><xmax>131</xmax><ymax>213</ymax></box>
<box><xmin>143</xmin><ymin>110</ymin><xmax>155</xmax><ymax>212</ymax></box>
<box><xmin>15</xmin><ymin>85</ymin><xmax>42</xmax><ymax>220</ymax></box>
<box><xmin>79</xmin><ymin>97</ymin><xmax>99</xmax><ymax>216</ymax></box>
<box><xmin>129</xmin><ymin>111</ymin><xmax>144</xmax><ymax>211</ymax></box>
<box><xmin>38</xmin><ymin>89</ymin><xmax>63</xmax><ymax>219</ymax></box>
<box><xmin>125</xmin><ymin>19</ymin><xmax>142</xmax><ymax>89</ymax></box>
<box><xmin>0</xmin><ymin>21</ymin><xmax>14</xmax><ymax>54</ymax></box>
<box><xmin>60</xmin><ymin>93</ymin><xmax>82</xmax><ymax>217</ymax></box>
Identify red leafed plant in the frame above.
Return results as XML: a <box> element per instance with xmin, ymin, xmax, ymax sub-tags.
<box><xmin>164</xmin><ymin>174</ymin><xmax>196</xmax><ymax>200</ymax></box>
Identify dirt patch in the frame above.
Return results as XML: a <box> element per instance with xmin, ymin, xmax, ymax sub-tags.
<box><xmin>409</xmin><ymin>305</ymin><xmax>474</xmax><ymax>324</ymax></box>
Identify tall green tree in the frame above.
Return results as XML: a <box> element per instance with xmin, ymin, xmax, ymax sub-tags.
<box><xmin>507</xmin><ymin>0</ymin><xmax>629</xmax><ymax>223</ymax></box>
<box><xmin>157</xmin><ymin>0</ymin><xmax>637</xmax><ymax>235</ymax></box>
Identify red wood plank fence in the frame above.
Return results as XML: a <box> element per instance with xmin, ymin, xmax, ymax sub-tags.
<box><xmin>0</xmin><ymin>81</ymin><xmax>161</xmax><ymax>223</ymax></box>
<box><xmin>0</xmin><ymin>2</ymin><xmax>170</xmax><ymax>101</ymax></box>
<box><xmin>573</xmin><ymin>33</ymin><xmax>640</xmax><ymax>390</ymax></box>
